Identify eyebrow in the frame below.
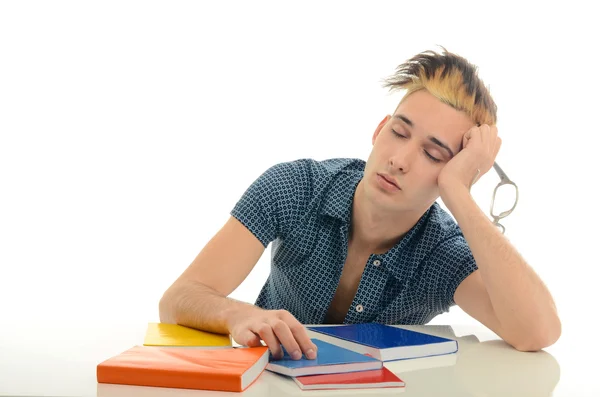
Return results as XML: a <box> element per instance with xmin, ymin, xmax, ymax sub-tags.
<box><xmin>393</xmin><ymin>114</ymin><xmax>455</xmax><ymax>158</ymax></box>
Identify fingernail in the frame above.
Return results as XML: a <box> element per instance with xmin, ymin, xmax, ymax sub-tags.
<box><xmin>292</xmin><ymin>350</ymin><xmax>302</xmax><ymax>360</ymax></box>
<box><xmin>306</xmin><ymin>349</ymin><xmax>316</xmax><ymax>359</ymax></box>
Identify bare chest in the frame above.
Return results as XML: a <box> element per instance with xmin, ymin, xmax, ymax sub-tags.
<box><xmin>324</xmin><ymin>245</ymin><xmax>372</xmax><ymax>323</ymax></box>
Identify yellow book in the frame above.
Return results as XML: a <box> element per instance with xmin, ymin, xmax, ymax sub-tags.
<box><xmin>143</xmin><ymin>323</ymin><xmax>233</xmax><ymax>348</ymax></box>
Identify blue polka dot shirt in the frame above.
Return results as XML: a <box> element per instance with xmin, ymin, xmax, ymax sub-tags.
<box><xmin>230</xmin><ymin>158</ymin><xmax>478</xmax><ymax>325</ymax></box>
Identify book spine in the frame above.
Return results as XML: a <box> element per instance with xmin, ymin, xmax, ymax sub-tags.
<box><xmin>96</xmin><ymin>365</ymin><xmax>242</xmax><ymax>392</ymax></box>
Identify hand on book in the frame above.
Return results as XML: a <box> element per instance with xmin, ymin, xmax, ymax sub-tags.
<box><xmin>226</xmin><ymin>307</ymin><xmax>318</xmax><ymax>361</ymax></box>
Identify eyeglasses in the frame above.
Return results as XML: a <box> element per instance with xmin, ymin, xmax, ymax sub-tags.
<box><xmin>490</xmin><ymin>162</ymin><xmax>519</xmax><ymax>234</ymax></box>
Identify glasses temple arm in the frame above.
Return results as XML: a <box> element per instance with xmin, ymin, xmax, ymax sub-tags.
<box><xmin>493</xmin><ymin>162</ymin><xmax>509</xmax><ymax>181</ymax></box>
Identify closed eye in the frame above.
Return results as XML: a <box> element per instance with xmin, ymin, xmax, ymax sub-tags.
<box><xmin>391</xmin><ymin>129</ymin><xmax>442</xmax><ymax>163</ymax></box>
<box><xmin>391</xmin><ymin>129</ymin><xmax>405</xmax><ymax>138</ymax></box>
<box><xmin>423</xmin><ymin>150</ymin><xmax>442</xmax><ymax>163</ymax></box>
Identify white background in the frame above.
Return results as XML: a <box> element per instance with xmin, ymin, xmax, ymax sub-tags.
<box><xmin>1</xmin><ymin>0</ymin><xmax>599</xmax><ymax>355</ymax></box>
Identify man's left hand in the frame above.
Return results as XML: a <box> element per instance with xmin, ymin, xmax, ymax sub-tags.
<box><xmin>438</xmin><ymin>124</ymin><xmax>502</xmax><ymax>192</ymax></box>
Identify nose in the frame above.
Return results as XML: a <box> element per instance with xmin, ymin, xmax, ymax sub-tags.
<box><xmin>389</xmin><ymin>144</ymin><xmax>417</xmax><ymax>173</ymax></box>
<box><xmin>390</xmin><ymin>157</ymin><xmax>407</xmax><ymax>173</ymax></box>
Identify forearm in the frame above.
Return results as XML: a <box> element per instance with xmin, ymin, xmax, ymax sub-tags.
<box><xmin>159</xmin><ymin>280</ymin><xmax>259</xmax><ymax>335</ymax></box>
<box><xmin>441</xmin><ymin>184</ymin><xmax>561</xmax><ymax>349</ymax></box>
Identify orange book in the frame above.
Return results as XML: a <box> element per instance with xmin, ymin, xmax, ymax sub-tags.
<box><xmin>97</xmin><ymin>345</ymin><xmax>269</xmax><ymax>392</ymax></box>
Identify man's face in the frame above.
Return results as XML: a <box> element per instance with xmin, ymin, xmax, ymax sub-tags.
<box><xmin>363</xmin><ymin>89</ymin><xmax>476</xmax><ymax>213</ymax></box>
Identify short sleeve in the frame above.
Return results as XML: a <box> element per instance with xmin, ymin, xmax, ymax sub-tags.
<box><xmin>230</xmin><ymin>161</ymin><xmax>304</xmax><ymax>247</ymax></box>
<box><xmin>426</xmin><ymin>235</ymin><xmax>478</xmax><ymax>313</ymax></box>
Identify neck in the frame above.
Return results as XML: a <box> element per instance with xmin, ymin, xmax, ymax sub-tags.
<box><xmin>350</xmin><ymin>179</ymin><xmax>427</xmax><ymax>254</ymax></box>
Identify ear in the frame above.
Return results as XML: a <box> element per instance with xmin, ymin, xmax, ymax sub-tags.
<box><xmin>372</xmin><ymin>115</ymin><xmax>391</xmax><ymax>145</ymax></box>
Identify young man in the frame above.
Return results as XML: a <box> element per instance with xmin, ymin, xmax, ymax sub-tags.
<box><xmin>159</xmin><ymin>49</ymin><xmax>561</xmax><ymax>360</ymax></box>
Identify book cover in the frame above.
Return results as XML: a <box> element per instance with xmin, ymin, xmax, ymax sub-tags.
<box><xmin>143</xmin><ymin>322</ymin><xmax>232</xmax><ymax>348</ymax></box>
<box><xmin>266</xmin><ymin>338</ymin><xmax>382</xmax><ymax>377</ymax></box>
<box><xmin>97</xmin><ymin>345</ymin><xmax>268</xmax><ymax>392</ymax></box>
<box><xmin>307</xmin><ymin>323</ymin><xmax>458</xmax><ymax>361</ymax></box>
<box><xmin>293</xmin><ymin>367</ymin><xmax>405</xmax><ymax>390</ymax></box>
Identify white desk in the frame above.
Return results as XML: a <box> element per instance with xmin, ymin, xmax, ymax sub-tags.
<box><xmin>0</xmin><ymin>322</ymin><xmax>593</xmax><ymax>396</ymax></box>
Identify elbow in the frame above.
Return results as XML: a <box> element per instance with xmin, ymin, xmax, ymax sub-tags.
<box><xmin>512</xmin><ymin>314</ymin><xmax>562</xmax><ymax>352</ymax></box>
<box><xmin>158</xmin><ymin>286</ymin><xmax>178</xmax><ymax>324</ymax></box>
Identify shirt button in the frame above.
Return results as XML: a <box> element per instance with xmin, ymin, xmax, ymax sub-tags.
<box><xmin>373</xmin><ymin>260</ymin><xmax>381</xmax><ymax>267</ymax></box>
<box><xmin>356</xmin><ymin>304</ymin><xmax>364</xmax><ymax>313</ymax></box>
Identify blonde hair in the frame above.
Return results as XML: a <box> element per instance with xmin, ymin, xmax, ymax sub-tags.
<box><xmin>382</xmin><ymin>47</ymin><xmax>497</xmax><ymax>126</ymax></box>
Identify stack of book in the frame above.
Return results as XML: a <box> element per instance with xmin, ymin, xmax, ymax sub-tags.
<box><xmin>96</xmin><ymin>322</ymin><xmax>458</xmax><ymax>392</ymax></box>
<box><xmin>264</xmin><ymin>338</ymin><xmax>404</xmax><ymax>391</ymax></box>
<box><xmin>96</xmin><ymin>322</ymin><xmax>268</xmax><ymax>392</ymax></box>
<box><xmin>267</xmin><ymin>323</ymin><xmax>458</xmax><ymax>390</ymax></box>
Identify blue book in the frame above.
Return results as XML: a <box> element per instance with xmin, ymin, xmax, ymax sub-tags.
<box><xmin>307</xmin><ymin>323</ymin><xmax>458</xmax><ymax>362</ymax></box>
<box><xmin>266</xmin><ymin>339</ymin><xmax>382</xmax><ymax>377</ymax></box>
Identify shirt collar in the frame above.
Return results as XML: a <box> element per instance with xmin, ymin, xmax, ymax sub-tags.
<box><xmin>319</xmin><ymin>170</ymin><xmax>363</xmax><ymax>224</ymax></box>
<box><xmin>381</xmin><ymin>204</ymin><xmax>455</xmax><ymax>280</ymax></box>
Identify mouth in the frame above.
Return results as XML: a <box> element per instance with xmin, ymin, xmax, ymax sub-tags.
<box><xmin>377</xmin><ymin>173</ymin><xmax>401</xmax><ymax>190</ymax></box>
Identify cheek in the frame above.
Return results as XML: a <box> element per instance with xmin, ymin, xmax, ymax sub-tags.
<box><xmin>371</xmin><ymin>144</ymin><xmax>391</xmax><ymax>163</ymax></box>
<box><xmin>413</xmin><ymin>167</ymin><xmax>441</xmax><ymax>189</ymax></box>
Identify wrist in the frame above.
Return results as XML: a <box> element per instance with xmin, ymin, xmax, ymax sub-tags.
<box><xmin>439</xmin><ymin>182</ymin><xmax>475</xmax><ymax>214</ymax></box>
<box><xmin>222</xmin><ymin>302</ymin><xmax>262</xmax><ymax>332</ymax></box>
<box><xmin>439</xmin><ymin>178</ymin><xmax>469</xmax><ymax>199</ymax></box>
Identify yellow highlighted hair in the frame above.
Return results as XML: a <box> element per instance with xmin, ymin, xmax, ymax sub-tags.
<box><xmin>383</xmin><ymin>47</ymin><xmax>497</xmax><ymax>126</ymax></box>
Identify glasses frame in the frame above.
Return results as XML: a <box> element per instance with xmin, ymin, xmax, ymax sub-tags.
<box><xmin>490</xmin><ymin>162</ymin><xmax>519</xmax><ymax>234</ymax></box>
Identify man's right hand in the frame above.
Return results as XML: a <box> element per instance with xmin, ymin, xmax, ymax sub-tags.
<box><xmin>226</xmin><ymin>307</ymin><xmax>318</xmax><ymax>360</ymax></box>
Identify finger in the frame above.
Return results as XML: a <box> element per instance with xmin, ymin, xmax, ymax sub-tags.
<box><xmin>494</xmin><ymin>136</ymin><xmax>502</xmax><ymax>158</ymax></box>
<box><xmin>235</xmin><ymin>329</ymin><xmax>262</xmax><ymax>347</ymax></box>
<box><xmin>489</xmin><ymin>127</ymin><xmax>499</xmax><ymax>156</ymax></box>
<box><xmin>478</xmin><ymin>124</ymin><xmax>489</xmax><ymax>143</ymax></box>
<box><xmin>463</xmin><ymin>126</ymin><xmax>477</xmax><ymax>149</ymax></box>
<box><xmin>478</xmin><ymin>124</ymin><xmax>496</xmax><ymax>159</ymax></box>
<box><xmin>480</xmin><ymin>126</ymin><xmax>493</xmax><ymax>156</ymax></box>
<box><xmin>279</xmin><ymin>311</ymin><xmax>318</xmax><ymax>360</ymax></box>
<box><xmin>483</xmin><ymin>124</ymin><xmax>496</xmax><ymax>154</ymax></box>
<box><xmin>270</xmin><ymin>318</ymin><xmax>303</xmax><ymax>360</ymax></box>
<box><xmin>253</xmin><ymin>323</ymin><xmax>283</xmax><ymax>359</ymax></box>
<box><xmin>485</xmin><ymin>125</ymin><xmax>498</xmax><ymax>152</ymax></box>
<box><xmin>490</xmin><ymin>125</ymin><xmax>499</xmax><ymax>140</ymax></box>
